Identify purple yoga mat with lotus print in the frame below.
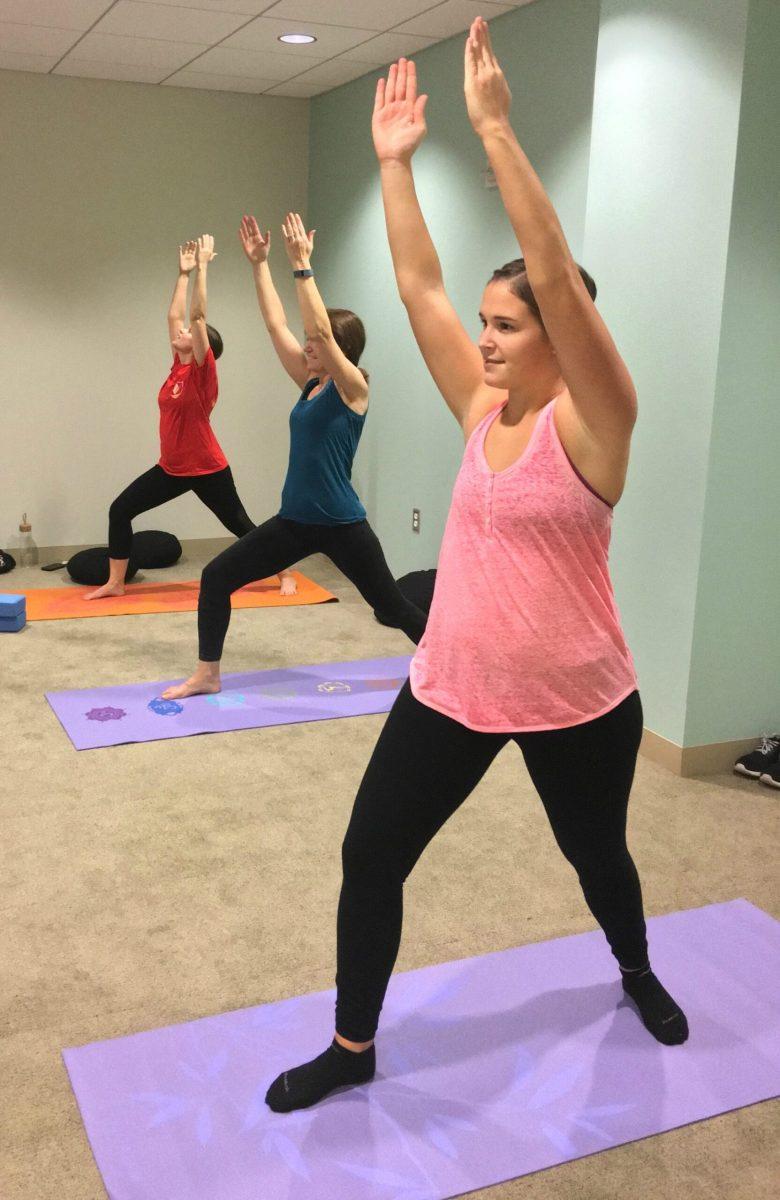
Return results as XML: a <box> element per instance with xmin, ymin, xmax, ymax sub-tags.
<box><xmin>45</xmin><ymin>656</ymin><xmax>412</xmax><ymax>750</ymax></box>
<box><xmin>63</xmin><ymin>900</ymin><xmax>779</xmax><ymax>1200</ymax></box>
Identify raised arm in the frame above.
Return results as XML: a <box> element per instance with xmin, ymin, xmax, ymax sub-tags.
<box><xmin>239</xmin><ymin>215</ymin><xmax>309</xmax><ymax>390</ymax></box>
<box><xmin>190</xmin><ymin>234</ymin><xmax>216</xmax><ymax>367</ymax></box>
<box><xmin>464</xmin><ymin>18</ymin><xmax>637</xmax><ymax>443</ymax></box>
<box><xmin>167</xmin><ymin>240</ymin><xmax>196</xmax><ymax>347</ymax></box>
<box><xmin>372</xmin><ymin>59</ymin><xmax>487</xmax><ymax>429</ymax></box>
<box><xmin>280</xmin><ymin>212</ymin><xmax>367</xmax><ymax>410</ymax></box>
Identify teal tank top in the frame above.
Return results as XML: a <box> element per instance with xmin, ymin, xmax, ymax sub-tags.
<box><xmin>279</xmin><ymin>377</ymin><xmax>367</xmax><ymax>525</ymax></box>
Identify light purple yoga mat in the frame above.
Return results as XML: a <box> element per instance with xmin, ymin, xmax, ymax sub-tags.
<box><xmin>45</xmin><ymin>656</ymin><xmax>412</xmax><ymax>750</ymax></box>
<box><xmin>64</xmin><ymin>900</ymin><xmax>779</xmax><ymax>1200</ymax></box>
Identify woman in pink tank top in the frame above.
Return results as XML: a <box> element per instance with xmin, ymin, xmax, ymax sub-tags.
<box><xmin>266</xmin><ymin>20</ymin><xmax>688</xmax><ymax>1115</ymax></box>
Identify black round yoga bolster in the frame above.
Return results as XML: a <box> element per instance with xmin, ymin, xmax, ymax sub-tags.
<box><xmin>374</xmin><ymin>568</ymin><xmax>437</xmax><ymax>627</ymax></box>
<box><xmin>66</xmin><ymin>530</ymin><xmax>182</xmax><ymax>585</ymax></box>
<box><xmin>67</xmin><ymin>548</ymin><xmax>141</xmax><ymax>586</ymax></box>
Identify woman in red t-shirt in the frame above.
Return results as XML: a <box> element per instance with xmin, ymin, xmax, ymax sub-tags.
<box><xmin>85</xmin><ymin>235</ymin><xmax>295</xmax><ymax>600</ymax></box>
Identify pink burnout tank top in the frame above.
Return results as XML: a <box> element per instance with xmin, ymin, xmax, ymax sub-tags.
<box><xmin>410</xmin><ymin>398</ymin><xmax>638</xmax><ymax>731</ymax></box>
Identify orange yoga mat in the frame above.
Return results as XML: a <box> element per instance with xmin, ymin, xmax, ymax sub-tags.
<box><xmin>20</xmin><ymin>571</ymin><xmax>337</xmax><ymax>621</ymax></box>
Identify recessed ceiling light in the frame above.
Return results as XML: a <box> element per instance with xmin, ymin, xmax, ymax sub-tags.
<box><xmin>278</xmin><ymin>33</ymin><xmax>317</xmax><ymax>45</ymax></box>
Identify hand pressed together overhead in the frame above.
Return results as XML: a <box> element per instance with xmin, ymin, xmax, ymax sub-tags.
<box><xmin>464</xmin><ymin>16</ymin><xmax>512</xmax><ymax>135</ymax></box>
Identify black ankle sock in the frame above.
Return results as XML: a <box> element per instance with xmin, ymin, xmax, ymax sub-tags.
<box><xmin>620</xmin><ymin>964</ymin><xmax>689</xmax><ymax>1045</ymax></box>
<box><xmin>265</xmin><ymin>1038</ymin><xmax>376</xmax><ymax>1113</ymax></box>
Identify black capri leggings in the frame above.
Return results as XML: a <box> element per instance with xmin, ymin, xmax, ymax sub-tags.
<box><xmin>198</xmin><ymin>515</ymin><xmax>427</xmax><ymax>661</ymax></box>
<box><xmin>335</xmin><ymin>681</ymin><xmax>647</xmax><ymax>1043</ymax></box>
<box><xmin>108</xmin><ymin>465</ymin><xmax>254</xmax><ymax>559</ymax></box>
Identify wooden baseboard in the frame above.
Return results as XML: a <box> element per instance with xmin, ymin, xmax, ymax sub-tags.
<box><xmin>640</xmin><ymin>728</ymin><xmax>759</xmax><ymax>777</ymax></box>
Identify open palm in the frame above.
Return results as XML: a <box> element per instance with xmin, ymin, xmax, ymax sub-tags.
<box><xmin>178</xmin><ymin>240</ymin><xmax>197</xmax><ymax>273</ymax></box>
<box><xmin>372</xmin><ymin>59</ymin><xmax>428</xmax><ymax>163</ymax></box>
<box><xmin>239</xmin><ymin>214</ymin><xmax>270</xmax><ymax>264</ymax></box>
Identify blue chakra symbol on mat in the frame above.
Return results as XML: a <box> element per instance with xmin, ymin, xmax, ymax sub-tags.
<box><xmin>316</xmin><ymin>681</ymin><xmax>352</xmax><ymax>694</ymax></box>
<box><xmin>148</xmin><ymin>697</ymin><xmax>184</xmax><ymax>716</ymax></box>
<box><xmin>205</xmin><ymin>693</ymin><xmax>246</xmax><ymax>709</ymax></box>
<box><xmin>85</xmin><ymin>706</ymin><xmax>127</xmax><ymax>723</ymax></box>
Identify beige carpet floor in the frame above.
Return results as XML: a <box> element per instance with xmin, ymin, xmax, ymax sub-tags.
<box><xmin>2</xmin><ymin>550</ymin><xmax>778</xmax><ymax>1200</ymax></box>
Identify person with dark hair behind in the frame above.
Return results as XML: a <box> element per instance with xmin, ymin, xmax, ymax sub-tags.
<box><xmin>87</xmin><ymin>235</ymin><xmax>294</xmax><ymax>600</ymax></box>
<box><xmin>161</xmin><ymin>213</ymin><xmax>426</xmax><ymax>699</ymax></box>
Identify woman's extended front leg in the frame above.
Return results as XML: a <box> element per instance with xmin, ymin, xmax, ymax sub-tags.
<box><xmin>265</xmin><ymin>682</ymin><xmax>506</xmax><ymax>1112</ymax></box>
<box><xmin>162</xmin><ymin>517</ymin><xmax>305</xmax><ymax>699</ymax></box>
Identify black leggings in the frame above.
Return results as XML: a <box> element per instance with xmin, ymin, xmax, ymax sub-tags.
<box><xmin>336</xmin><ymin>681</ymin><xmax>647</xmax><ymax>1042</ymax></box>
<box><xmin>108</xmin><ymin>465</ymin><xmax>254</xmax><ymax>559</ymax></box>
<box><xmin>198</xmin><ymin>515</ymin><xmax>427</xmax><ymax>661</ymax></box>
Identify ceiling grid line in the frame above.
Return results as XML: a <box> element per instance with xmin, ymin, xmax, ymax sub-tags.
<box><xmin>0</xmin><ymin>1</ymin><xmax>525</xmax><ymax>99</ymax></box>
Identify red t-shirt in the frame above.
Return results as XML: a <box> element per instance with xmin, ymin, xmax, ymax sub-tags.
<box><xmin>157</xmin><ymin>349</ymin><xmax>228</xmax><ymax>476</ymax></box>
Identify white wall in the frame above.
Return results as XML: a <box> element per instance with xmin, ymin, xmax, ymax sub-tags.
<box><xmin>0</xmin><ymin>71</ymin><xmax>309</xmax><ymax>551</ymax></box>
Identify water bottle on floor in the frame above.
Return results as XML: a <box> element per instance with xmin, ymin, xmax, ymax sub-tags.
<box><xmin>18</xmin><ymin>513</ymin><xmax>38</xmax><ymax>567</ymax></box>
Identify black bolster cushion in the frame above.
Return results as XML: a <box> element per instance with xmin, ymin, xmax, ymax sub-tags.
<box><xmin>66</xmin><ymin>547</ymin><xmax>140</xmax><ymax>586</ymax></box>
<box><xmin>374</xmin><ymin>568</ymin><xmax>437</xmax><ymax>627</ymax></box>
<box><xmin>131</xmin><ymin>530</ymin><xmax>182</xmax><ymax>569</ymax></box>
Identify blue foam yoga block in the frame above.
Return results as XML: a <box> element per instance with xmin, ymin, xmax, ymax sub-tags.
<box><xmin>0</xmin><ymin>593</ymin><xmax>26</xmax><ymax>632</ymax></box>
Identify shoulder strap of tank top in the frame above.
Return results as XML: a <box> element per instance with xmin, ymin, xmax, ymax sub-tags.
<box><xmin>467</xmin><ymin>401</ymin><xmax>506</xmax><ymax>449</ymax></box>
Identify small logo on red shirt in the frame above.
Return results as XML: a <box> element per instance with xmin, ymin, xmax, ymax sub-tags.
<box><xmin>171</xmin><ymin>381</ymin><xmax>183</xmax><ymax>399</ymax></box>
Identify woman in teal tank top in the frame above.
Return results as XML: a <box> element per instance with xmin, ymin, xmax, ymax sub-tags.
<box><xmin>163</xmin><ymin>212</ymin><xmax>426</xmax><ymax>701</ymax></box>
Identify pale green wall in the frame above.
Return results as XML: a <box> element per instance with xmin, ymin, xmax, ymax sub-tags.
<box><xmin>582</xmin><ymin>0</ymin><xmax>749</xmax><ymax>745</ymax></box>
<box><xmin>309</xmin><ymin>0</ymin><xmax>600</xmax><ymax>577</ymax></box>
<box><xmin>685</xmin><ymin>0</ymin><xmax>780</xmax><ymax>744</ymax></box>
<box><xmin>309</xmin><ymin>0</ymin><xmax>778</xmax><ymax>749</ymax></box>
<box><xmin>0</xmin><ymin>72</ymin><xmax>308</xmax><ymax>550</ymax></box>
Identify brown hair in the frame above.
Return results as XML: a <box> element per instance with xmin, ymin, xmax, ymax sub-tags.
<box><xmin>489</xmin><ymin>258</ymin><xmax>597</xmax><ymax>331</ymax></box>
<box><xmin>327</xmin><ymin>308</ymin><xmax>368</xmax><ymax>380</ymax></box>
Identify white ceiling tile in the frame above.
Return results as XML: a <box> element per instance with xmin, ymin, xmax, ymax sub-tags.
<box><xmin>263</xmin><ymin>0</ymin><xmax>435</xmax><ymax>32</ymax></box>
<box><xmin>397</xmin><ymin>1</ymin><xmax>513</xmax><ymax>40</ymax></box>
<box><xmin>293</xmin><ymin>57</ymin><xmax>375</xmax><ymax>87</ymax></box>
<box><xmin>64</xmin><ymin>31</ymin><xmax>207</xmax><ymax>68</ymax></box>
<box><xmin>94</xmin><ymin>2</ymin><xmax>250</xmax><ymax>44</ymax></box>
<box><xmin>53</xmin><ymin>57</ymin><xmax>169</xmax><ymax>82</ymax></box>
<box><xmin>341</xmin><ymin>30</ymin><xmax>437</xmax><ymax>66</ymax></box>
<box><xmin>265</xmin><ymin>76</ymin><xmax>326</xmax><ymax>97</ymax></box>
<box><xmin>187</xmin><ymin>44</ymin><xmax>318</xmax><ymax>79</ymax></box>
<box><xmin>0</xmin><ymin>50</ymin><xmax>59</xmax><ymax>72</ymax></box>
<box><xmin>224</xmin><ymin>16</ymin><xmax>375</xmax><ymax>59</ymax></box>
<box><xmin>0</xmin><ymin>21</ymin><xmax>79</xmax><ymax>54</ymax></box>
<box><xmin>163</xmin><ymin>69</ymin><xmax>274</xmax><ymax>93</ymax></box>
<box><xmin>0</xmin><ymin>1</ymin><xmax>113</xmax><ymax>29</ymax></box>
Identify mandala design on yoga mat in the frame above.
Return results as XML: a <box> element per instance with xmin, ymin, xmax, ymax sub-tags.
<box><xmin>316</xmin><ymin>680</ymin><xmax>352</xmax><ymax>694</ymax></box>
<box><xmin>148</xmin><ymin>698</ymin><xmax>184</xmax><ymax>716</ymax></box>
<box><xmin>85</xmin><ymin>706</ymin><xmax>127</xmax><ymax>723</ymax></box>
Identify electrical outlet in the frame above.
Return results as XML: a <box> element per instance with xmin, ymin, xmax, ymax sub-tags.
<box><xmin>412</xmin><ymin>508</ymin><xmax>421</xmax><ymax>533</ymax></box>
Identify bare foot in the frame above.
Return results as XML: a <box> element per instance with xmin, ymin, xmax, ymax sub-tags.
<box><xmin>279</xmin><ymin>574</ymin><xmax>298</xmax><ymax>597</ymax></box>
<box><xmin>162</xmin><ymin>673</ymin><xmax>221</xmax><ymax>700</ymax></box>
<box><xmin>84</xmin><ymin>581</ymin><xmax>126</xmax><ymax>601</ymax></box>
